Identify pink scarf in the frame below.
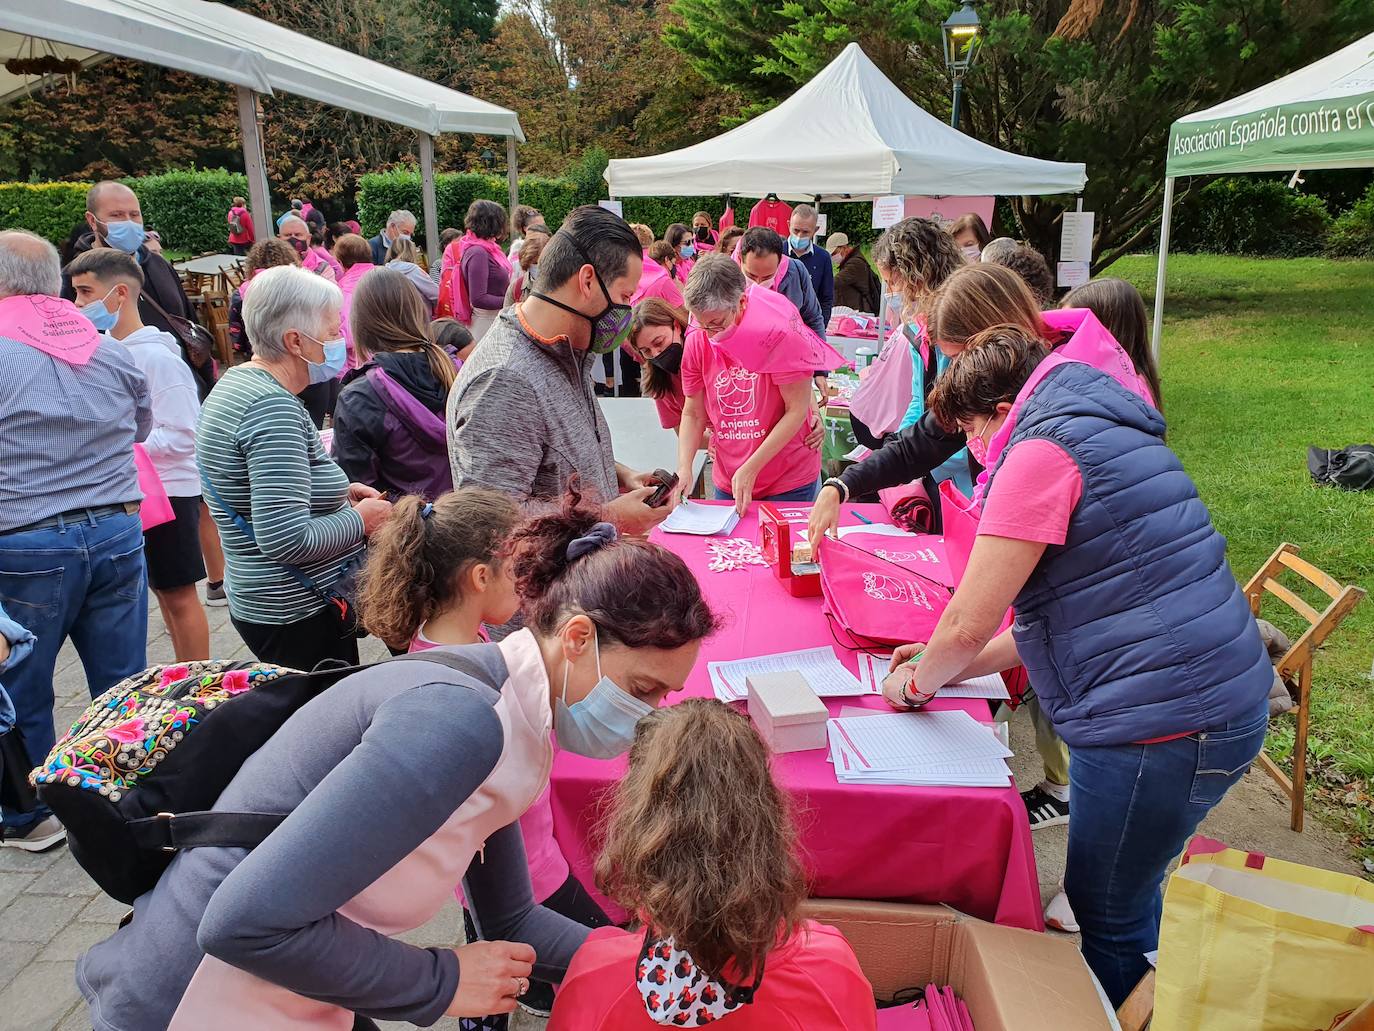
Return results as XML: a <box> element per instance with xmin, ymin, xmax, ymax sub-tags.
<box><xmin>453</xmin><ymin>231</ymin><xmax>512</xmax><ymax>324</ymax></box>
<box><xmin>0</xmin><ymin>294</ymin><xmax>102</xmax><ymax>365</ymax></box>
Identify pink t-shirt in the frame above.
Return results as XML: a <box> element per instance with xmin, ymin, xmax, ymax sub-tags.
<box><xmin>409</xmin><ymin>632</ymin><xmax>569</xmax><ymax>903</ymax></box>
<box><xmin>976</xmin><ymin>439</ymin><xmax>1082</xmax><ymax>545</ymax></box>
<box><xmin>681</xmin><ymin>328</ymin><xmax>819</xmax><ymax>498</ymax></box>
<box><xmin>653</xmin><ymin>375</ymin><xmax>686</xmax><ymax>430</ymax></box>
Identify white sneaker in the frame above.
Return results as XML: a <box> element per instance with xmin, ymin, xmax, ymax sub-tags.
<box><xmin>1044</xmin><ymin>888</ymin><xmax>1079</xmax><ymax>933</ymax></box>
<box><xmin>1</xmin><ymin>815</ymin><xmax>67</xmax><ymax>852</ymax></box>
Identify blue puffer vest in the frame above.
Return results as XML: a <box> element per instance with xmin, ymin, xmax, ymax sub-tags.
<box><xmin>988</xmin><ymin>362</ymin><xmax>1270</xmax><ymax>747</ymax></box>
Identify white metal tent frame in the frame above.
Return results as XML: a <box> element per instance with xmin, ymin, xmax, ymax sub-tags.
<box><xmin>604</xmin><ymin>43</ymin><xmax>1087</xmax><ymax>203</ymax></box>
<box><xmin>0</xmin><ymin>0</ymin><xmax>526</xmax><ymax>263</ymax></box>
<box><xmin>1152</xmin><ymin>32</ymin><xmax>1374</xmax><ymax>359</ymax></box>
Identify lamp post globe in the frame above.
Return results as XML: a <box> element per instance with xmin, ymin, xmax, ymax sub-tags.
<box><xmin>941</xmin><ymin>0</ymin><xmax>982</xmax><ymax>129</ymax></box>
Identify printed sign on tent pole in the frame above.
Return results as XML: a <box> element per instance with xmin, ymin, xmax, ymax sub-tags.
<box><xmin>1059</xmin><ymin>210</ymin><xmax>1095</xmax><ymax>264</ymax></box>
<box><xmin>598</xmin><ymin>199</ymin><xmax>624</xmax><ymax>218</ymax></box>
<box><xmin>872</xmin><ymin>195</ymin><xmax>905</xmax><ymax>229</ymax></box>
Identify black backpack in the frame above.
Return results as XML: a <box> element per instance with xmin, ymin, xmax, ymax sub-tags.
<box><xmin>31</xmin><ymin>650</ymin><xmax>499</xmax><ymax>903</ymax></box>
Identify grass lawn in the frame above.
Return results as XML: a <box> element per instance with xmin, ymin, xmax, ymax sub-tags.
<box><xmin>1110</xmin><ymin>254</ymin><xmax>1374</xmax><ymax>862</ymax></box>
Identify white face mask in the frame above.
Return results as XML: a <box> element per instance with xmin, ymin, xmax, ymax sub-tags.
<box><xmin>961</xmin><ymin>243</ymin><xmax>982</xmax><ymax>261</ymax></box>
<box><xmin>554</xmin><ymin>625</ymin><xmax>653</xmax><ymax>759</ymax></box>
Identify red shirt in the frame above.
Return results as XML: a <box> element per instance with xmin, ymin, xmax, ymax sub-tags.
<box><xmin>549</xmin><ymin>923</ymin><xmax>876</xmax><ymax>1031</ymax></box>
<box><xmin>748</xmin><ymin>199</ymin><xmax>793</xmax><ymax>235</ymax></box>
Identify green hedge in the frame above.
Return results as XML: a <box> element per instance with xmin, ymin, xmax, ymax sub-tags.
<box><xmin>123</xmin><ymin>169</ymin><xmax>249</xmax><ymax>255</ymax></box>
<box><xmin>356</xmin><ymin>168</ymin><xmax>579</xmax><ymax>246</ymax></box>
<box><xmin>1173</xmin><ymin>178</ymin><xmax>1331</xmax><ymax>257</ymax></box>
<box><xmin>1325</xmin><ymin>182</ymin><xmax>1374</xmax><ymax>258</ymax></box>
<box><xmin>0</xmin><ymin>181</ymin><xmax>91</xmax><ymax>244</ymax></box>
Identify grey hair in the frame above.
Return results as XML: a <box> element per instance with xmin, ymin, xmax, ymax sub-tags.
<box><xmin>683</xmin><ymin>252</ymin><xmax>746</xmax><ymax>315</ymax></box>
<box><xmin>386</xmin><ymin>209</ymin><xmax>417</xmax><ymax>229</ymax></box>
<box><xmin>278</xmin><ymin>215</ymin><xmax>309</xmax><ymax>233</ymax></box>
<box><xmin>242</xmin><ymin>264</ymin><xmax>341</xmax><ymax>360</ymax></box>
<box><xmin>0</xmin><ymin>230</ymin><xmax>62</xmax><ymax>298</ymax></box>
<box><xmin>980</xmin><ymin>237</ymin><xmax>1020</xmax><ymax>264</ymax></box>
<box><xmin>792</xmin><ymin>204</ymin><xmax>818</xmax><ymax>225</ymax></box>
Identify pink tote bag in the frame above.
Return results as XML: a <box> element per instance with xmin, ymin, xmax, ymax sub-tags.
<box><xmin>848</xmin><ymin>327</ymin><xmax>915</xmax><ymax>436</ymax></box>
<box><xmin>817</xmin><ymin>533</ymin><xmax>952</xmax><ymax>648</ymax></box>
<box><xmin>133</xmin><ymin>444</ymin><xmax>175</xmax><ymax>532</ymax></box>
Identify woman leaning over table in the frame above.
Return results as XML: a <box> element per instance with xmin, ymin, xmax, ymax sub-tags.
<box><xmin>197</xmin><ymin>265</ymin><xmax>393</xmax><ymax>670</ymax></box>
<box><xmin>77</xmin><ymin>491</ymin><xmax>720</xmax><ymax>1031</ymax></box>
<box><xmin>881</xmin><ymin>326</ymin><xmax>1270</xmax><ymax>1007</ymax></box>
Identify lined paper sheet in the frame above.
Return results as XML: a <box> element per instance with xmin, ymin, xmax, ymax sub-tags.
<box><xmin>708</xmin><ymin>646</ymin><xmax>867</xmax><ymax>702</ymax></box>
<box><xmin>829</xmin><ymin>709</ymin><xmax>1012</xmax><ymax>770</ymax></box>
<box><xmin>661</xmin><ymin>502</ymin><xmax>740</xmax><ymax>536</ymax></box>
<box><xmin>857</xmin><ymin>653</ymin><xmax>1010</xmax><ymax>700</ymax></box>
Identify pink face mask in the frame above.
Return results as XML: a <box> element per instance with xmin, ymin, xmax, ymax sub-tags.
<box><xmin>966</xmin><ymin>417</ymin><xmax>992</xmax><ymax>466</ymax></box>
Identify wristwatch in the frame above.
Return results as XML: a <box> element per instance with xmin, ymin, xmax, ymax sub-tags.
<box><xmin>822</xmin><ymin>476</ymin><xmax>850</xmax><ymax>503</ymax></box>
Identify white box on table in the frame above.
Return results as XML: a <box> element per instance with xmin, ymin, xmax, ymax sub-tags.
<box><xmin>746</xmin><ymin>671</ymin><xmax>828</xmax><ymax>753</ymax></box>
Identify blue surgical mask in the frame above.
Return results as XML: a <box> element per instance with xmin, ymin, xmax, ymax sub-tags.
<box><xmin>80</xmin><ymin>286</ymin><xmax>120</xmax><ymax>332</ymax></box>
<box><xmin>679</xmin><ymin>243</ymin><xmax>696</xmax><ymax>260</ymax></box>
<box><xmin>100</xmin><ymin>219</ymin><xmax>146</xmax><ymax>254</ymax></box>
<box><xmin>300</xmin><ymin>331</ymin><xmax>348</xmax><ymax>384</ymax></box>
<box><xmin>789</xmin><ymin>233</ymin><xmax>811</xmax><ymax>253</ymax></box>
<box><xmin>554</xmin><ymin>625</ymin><xmax>653</xmax><ymax>759</ymax></box>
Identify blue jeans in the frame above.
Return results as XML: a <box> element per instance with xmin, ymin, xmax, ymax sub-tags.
<box><xmin>711</xmin><ymin>479</ymin><xmax>821</xmax><ymax>503</ymax></box>
<box><xmin>0</xmin><ymin>510</ymin><xmax>148</xmax><ymax>830</ymax></box>
<box><xmin>1065</xmin><ymin>705</ymin><xmax>1268</xmax><ymax>1007</ymax></box>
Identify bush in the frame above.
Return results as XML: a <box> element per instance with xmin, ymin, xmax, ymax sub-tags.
<box><xmin>0</xmin><ymin>181</ymin><xmax>91</xmax><ymax>244</ymax></box>
<box><xmin>356</xmin><ymin>168</ymin><xmax>578</xmax><ymax>246</ymax></box>
<box><xmin>1325</xmin><ymin>182</ymin><xmax>1374</xmax><ymax>258</ymax></box>
<box><xmin>1174</xmin><ymin>177</ymin><xmax>1331</xmax><ymax>257</ymax></box>
<box><xmin>124</xmin><ymin>169</ymin><xmax>250</xmax><ymax>255</ymax></box>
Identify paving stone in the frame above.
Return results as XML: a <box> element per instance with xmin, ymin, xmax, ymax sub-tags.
<box><xmin>58</xmin><ymin>1003</ymin><xmax>95</xmax><ymax>1031</ymax></box>
<box><xmin>76</xmin><ymin>893</ymin><xmax>130</xmax><ymax>925</ymax></box>
<box><xmin>38</xmin><ymin>919</ymin><xmax>113</xmax><ymax>964</ymax></box>
<box><xmin>0</xmin><ymin>941</ymin><xmax>35</xmax><ymax>994</ymax></box>
<box><xmin>25</xmin><ymin>857</ymin><xmax>101</xmax><ymax>898</ymax></box>
<box><xmin>0</xmin><ymin>871</ymin><xmax>36</xmax><ymax>912</ymax></box>
<box><xmin>0</xmin><ymin>894</ymin><xmax>88</xmax><ymax>945</ymax></box>
<box><xmin>0</xmin><ymin>846</ymin><xmax>65</xmax><ymax>874</ymax></box>
<box><xmin>397</xmin><ymin>898</ymin><xmax>465</xmax><ymax>949</ymax></box>
<box><xmin>0</xmin><ymin>959</ymin><xmax>80</xmax><ymax>1031</ymax></box>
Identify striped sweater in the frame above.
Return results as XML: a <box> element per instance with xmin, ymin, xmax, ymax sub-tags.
<box><xmin>197</xmin><ymin>365</ymin><xmax>364</xmax><ymax>624</ymax></box>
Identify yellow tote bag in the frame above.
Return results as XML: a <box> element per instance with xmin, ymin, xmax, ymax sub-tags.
<box><xmin>1153</xmin><ymin>838</ymin><xmax>1374</xmax><ymax>1031</ymax></box>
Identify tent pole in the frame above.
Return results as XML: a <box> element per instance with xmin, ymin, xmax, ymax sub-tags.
<box><xmin>507</xmin><ymin>136</ymin><xmax>519</xmax><ymax>213</ymax></box>
<box><xmin>235</xmin><ymin>86</ymin><xmax>271</xmax><ymax>244</ymax></box>
<box><xmin>1151</xmin><ymin>176</ymin><xmax>1175</xmax><ymax>363</ymax></box>
<box><xmin>419</xmin><ymin>132</ymin><xmax>440</xmax><ymax>268</ymax></box>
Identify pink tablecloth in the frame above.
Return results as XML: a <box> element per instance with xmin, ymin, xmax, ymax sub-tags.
<box><xmin>548</xmin><ymin>503</ymin><xmax>1043</xmax><ymax>931</ymax></box>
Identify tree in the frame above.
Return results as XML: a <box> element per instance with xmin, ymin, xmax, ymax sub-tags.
<box><xmin>436</xmin><ymin>0</ymin><xmax>501</xmax><ymax>39</ymax></box>
<box><xmin>673</xmin><ymin>0</ymin><xmax>1374</xmax><ymax>269</ymax></box>
<box><xmin>663</xmin><ymin>0</ymin><xmax>802</xmax><ymax>113</ymax></box>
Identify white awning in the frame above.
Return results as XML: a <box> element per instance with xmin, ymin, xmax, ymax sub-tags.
<box><xmin>605</xmin><ymin>43</ymin><xmax>1085</xmax><ymax>200</ymax></box>
<box><xmin>0</xmin><ymin>0</ymin><xmax>523</xmax><ymax>139</ymax></box>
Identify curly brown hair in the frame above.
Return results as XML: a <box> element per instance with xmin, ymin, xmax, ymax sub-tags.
<box><xmin>595</xmin><ymin>698</ymin><xmax>807</xmax><ymax>980</ymax></box>
<box><xmin>244</xmin><ymin>238</ymin><xmax>299</xmax><ymax>279</ymax></box>
<box><xmin>985</xmin><ymin>243</ymin><xmax>1055</xmax><ymax>306</ymax></box>
<box><xmin>871</xmin><ymin>216</ymin><xmax>965</xmax><ymax>319</ymax></box>
<box><xmin>356</xmin><ymin>490</ymin><xmax>519</xmax><ymax>650</ymax></box>
<box><xmin>927</xmin><ymin>325</ymin><xmax>1050</xmax><ymax>431</ymax></box>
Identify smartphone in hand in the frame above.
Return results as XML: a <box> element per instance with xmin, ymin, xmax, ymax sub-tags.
<box><xmin>645</xmin><ymin>469</ymin><xmax>680</xmax><ymax>508</ymax></box>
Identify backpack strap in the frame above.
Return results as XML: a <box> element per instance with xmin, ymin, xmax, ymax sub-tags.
<box><xmin>129</xmin><ymin>649</ymin><xmax>508</xmax><ymax>853</ymax></box>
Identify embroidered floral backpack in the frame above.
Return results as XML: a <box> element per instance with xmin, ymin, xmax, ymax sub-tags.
<box><xmin>31</xmin><ymin>652</ymin><xmax>493</xmax><ymax>903</ymax></box>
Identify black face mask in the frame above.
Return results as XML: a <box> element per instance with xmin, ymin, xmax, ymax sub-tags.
<box><xmin>288</xmin><ymin>237</ymin><xmax>308</xmax><ymax>256</ymax></box>
<box><xmin>649</xmin><ymin>339</ymin><xmax>684</xmax><ymax>375</ymax></box>
<box><xmin>531</xmin><ymin>234</ymin><xmax>632</xmax><ymax>354</ymax></box>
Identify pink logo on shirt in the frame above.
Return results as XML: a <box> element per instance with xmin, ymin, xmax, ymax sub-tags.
<box><xmin>862</xmin><ymin>572</ymin><xmax>934</xmax><ymax>610</ymax></box>
<box><xmin>0</xmin><ymin>294</ymin><xmax>102</xmax><ymax>365</ymax></box>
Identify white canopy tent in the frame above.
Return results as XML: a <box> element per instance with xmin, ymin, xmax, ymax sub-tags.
<box><xmin>1153</xmin><ymin>31</ymin><xmax>1374</xmax><ymax>357</ymax></box>
<box><xmin>604</xmin><ymin>43</ymin><xmax>1087</xmax><ymax>201</ymax></box>
<box><xmin>0</xmin><ymin>0</ymin><xmax>526</xmax><ymax>262</ymax></box>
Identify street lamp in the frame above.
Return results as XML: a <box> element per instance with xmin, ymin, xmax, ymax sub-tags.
<box><xmin>942</xmin><ymin>0</ymin><xmax>982</xmax><ymax>130</ymax></box>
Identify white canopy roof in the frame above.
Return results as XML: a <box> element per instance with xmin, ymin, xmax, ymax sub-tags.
<box><xmin>0</xmin><ymin>0</ymin><xmax>524</xmax><ymax>139</ymax></box>
<box><xmin>1166</xmin><ymin>31</ymin><xmax>1374</xmax><ymax>175</ymax></box>
<box><xmin>605</xmin><ymin>43</ymin><xmax>1086</xmax><ymax>200</ymax></box>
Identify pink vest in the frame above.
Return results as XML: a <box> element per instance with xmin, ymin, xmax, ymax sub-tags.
<box><xmin>167</xmin><ymin>630</ymin><xmax>555</xmax><ymax>1030</ymax></box>
<box><xmin>336</xmin><ymin>263</ymin><xmax>373</xmax><ymax>372</ymax></box>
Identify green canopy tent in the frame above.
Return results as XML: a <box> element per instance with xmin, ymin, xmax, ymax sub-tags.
<box><xmin>1152</xmin><ymin>31</ymin><xmax>1374</xmax><ymax>357</ymax></box>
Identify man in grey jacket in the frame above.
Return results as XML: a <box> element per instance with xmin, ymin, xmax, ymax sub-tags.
<box><xmin>447</xmin><ymin>206</ymin><xmax>671</xmax><ymax>534</ymax></box>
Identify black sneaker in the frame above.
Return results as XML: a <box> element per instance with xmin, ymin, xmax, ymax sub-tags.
<box><xmin>1020</xmin><ymin>785</ymin><xmax>1070</xmax><ymax>830</ymax></box>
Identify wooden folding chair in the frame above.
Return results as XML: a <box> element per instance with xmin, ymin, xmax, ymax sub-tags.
<box><xmin>200</xmin><ymin>288</ymin><xmax>232</xmax><ymax>367</ymax></box>
<box><xmin>1242</xmin><ymin>542</ymin><xmax>1365</xmax><ymax>832</ymax></box>
<box><xmin>1116</xmin><ymin>969</ymin><xmax>1155</xmax><ymax>1031</ymax></box>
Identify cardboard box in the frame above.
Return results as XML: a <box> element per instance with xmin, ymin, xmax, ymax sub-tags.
<box><xmin>801</xmin><ymin>899</ymin><xmax>1113</xmax><ymax>1031</ymax></box>
<box><xmin>746</xmin><ymin>671</ymin><xmax>828</xmax><ymax>753</ymax></box>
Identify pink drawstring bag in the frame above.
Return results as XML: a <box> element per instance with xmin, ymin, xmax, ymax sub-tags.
<box><xmin>134</xmin><ymin>444</ymin><xmax>175</xmax><ymax>532</ymax></box>
<box><xmin>711</xmin><ymin>284</ymin><xmax>846</xmax><ymax>376</ymax></box>
<box><xmin>848</xmin><ymin>327</ymin><xmax>915</xmax><ymax>436</ymax></box>
<box><xmin>817</xmin><ymin>533</ymin><xmax>952</xmax><ymax>648</ymax></box>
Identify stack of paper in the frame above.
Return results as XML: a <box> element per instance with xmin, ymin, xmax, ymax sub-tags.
<box><xmin>827</xmin><ymin>709</ymin><xmax>1013</xmax><ymax>787</ymax></box>
<box><xmin>856</xmin><ymin>653</ymin><xmax>1010</xmax><ymax>700</ymax></box>
<box><xmin>660</xmin><ymin>502</ymin><xmax>740</xmax><ymax>536</ymax></box>
<box><xmin>709</xmin><ymin>646</ymin><xmax>867</xmax><ymax>702</ymax></box>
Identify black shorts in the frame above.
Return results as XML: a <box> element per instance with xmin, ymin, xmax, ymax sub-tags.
<box><xmin>143</xmin><ymin>495</ymin><xmax>207</xmax><ymax>591</ymax></box>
